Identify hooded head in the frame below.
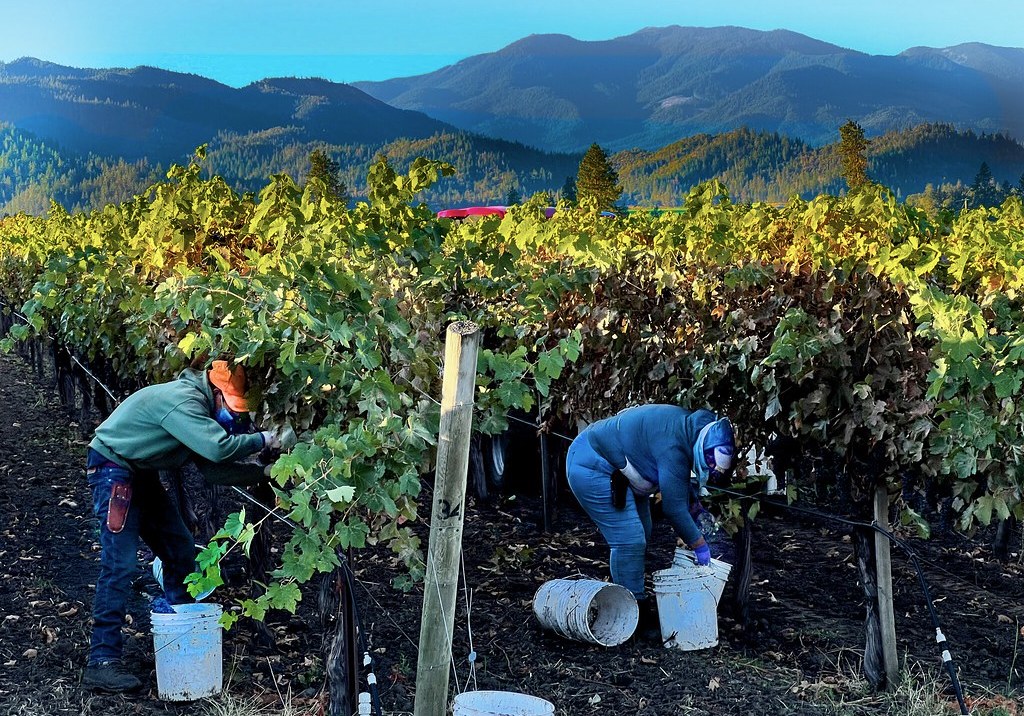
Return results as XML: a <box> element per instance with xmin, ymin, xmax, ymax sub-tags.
<box><xmin>207</xmin><ymin>360</ymin><xmax>253</xmax><ymax>435</ymax></box>
<box><xmin>693</xmin><ymin>417</ymin><xmax>736</xmax><ymax>489</ymax></box>
<box><xmin>208</xmin><ymin>360</ymin><xmax>249</xmax><ymax>412</ymax></box>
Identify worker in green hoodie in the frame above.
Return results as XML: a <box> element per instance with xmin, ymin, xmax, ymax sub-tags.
<box><xmin>82</xmin><ymin>360</ymin><xmax>291</xmax><ymax>693</ymax></box>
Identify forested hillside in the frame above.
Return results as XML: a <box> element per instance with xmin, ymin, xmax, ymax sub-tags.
<box><xmin>0</xmin><ymin>124</ymin><xmax>578</xmax><ymax>214</ymax></box>
<box><xmin>615</xmin><ymin>124</ymin><xmax>1024</xmax><ymax>205</ymax></box>
<box><xmin>0</xmin><ymin>124</ymin><xmax>162</xmax><ymax>214</ymax></box>
<box><xmin>4</xmin><ymin>121</ymin><xmax>1022</xmax><ymax>215</ymax></box>
<box><xmin>203</xmin><ymin>129</ymin><xmax>580</xmax><ymax>206</ymax></box>
<box><xmin>613</xmin><ymin>128</ymin><xmax>810</xmax><ymax>205</ymax></box>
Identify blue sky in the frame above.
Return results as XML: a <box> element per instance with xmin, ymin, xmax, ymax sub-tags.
<box><xmin>2</xmin><ymin>0</ymin><xmax>1021</xmax><ymax>87</ymax></box>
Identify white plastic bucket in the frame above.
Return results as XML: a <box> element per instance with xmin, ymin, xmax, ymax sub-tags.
<box><xmin>653</xmin><ymin>568</ymin><xmax>721</xmax><ymax>651</ymax></box>
<box><xmin>671</xmin><ymin>548</ymin><xmax>733</xmax><ymax>603</ymax></box>
<box><xmin>532</xmin><ymin>579</ymin><xmax>638</xmax><ymax>647</ymax></box>
<box><xmin>453</xmin><ymin>690</ymin><xmax>555</xmax><ymax>715</ymax></box>
<box><xmin>151</xmin><ymin>603</ymin><xmax>223</xmax><ymax>700</ymax></box>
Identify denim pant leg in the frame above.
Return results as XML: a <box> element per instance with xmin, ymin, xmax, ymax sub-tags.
<box><xmin>135</xmin><ymin>471</ymin><xmax>197</xmax><ymax>605</ymax></box>
<box><xmin>87</xmin><ymin>465</ymin><xmax>141</xmax><ymax>665</ymax></box>
<box><xmin>566</xmin><ymin>438</ymin><xmax>649</xmax><ymax>599</ymax></box>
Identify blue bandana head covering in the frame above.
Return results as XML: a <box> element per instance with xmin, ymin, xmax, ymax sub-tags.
<box><xmin>693</xmin><ymin>417</ymin><xmax>735</xmax><ymax>488</ymax></box>
<box><xmin>215</xmin><ymin>403</ymin><xmax>251</xmax><ymax>435</ymax></box>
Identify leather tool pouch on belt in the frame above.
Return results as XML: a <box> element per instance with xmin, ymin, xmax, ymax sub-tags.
<box><xmin>107</xmin><ymin>482</ymin><xmax>133</xmax><ymax>534</ymax></box>
<box><xmin>610</xmin><ymin>469</ymin><xmax>628</xmax><ymax>509</ymax></box>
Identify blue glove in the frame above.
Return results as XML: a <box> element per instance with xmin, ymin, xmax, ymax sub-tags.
<box><xmin>694</xmin><ymin>542</ymin><xmax>711</xmax><ymax>566</ymax></box>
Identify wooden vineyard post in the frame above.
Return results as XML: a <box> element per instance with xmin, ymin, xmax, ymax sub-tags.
<box><xmin>414</xmin><ymin>321</ymin><xmax>480</xmax><ymax>716</ymax></box>
<box><xmin>873</xmin><ymin>483</ymin><xmax>899</xmax><ymax>688</ymax></box>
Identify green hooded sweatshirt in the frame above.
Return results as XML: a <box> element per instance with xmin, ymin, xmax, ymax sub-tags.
<box><xmin>90</xmin><ymin>368</ymin><xmax>266</xmax><ymax>485</ymax></box>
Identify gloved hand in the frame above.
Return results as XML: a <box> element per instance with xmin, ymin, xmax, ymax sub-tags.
<box><xmin>692</xmin><ymin>505</ymin><xmax>718</xmax><ymax>537</ymax></box>
<box><xmin>260</xmin><ymin>423</ymin><xmax>297</xmax><ymax>452</ymax></box>
<box><xmin>693</xmin><ymin>541</ymin><xmax>711</xmax><ymax>567</ymax></box>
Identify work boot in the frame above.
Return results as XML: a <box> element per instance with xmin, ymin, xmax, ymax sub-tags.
<box><xmin>83</xmin><ymin>661</ymin><xmax>142</xmax><ymax>692</ymax></box>
<box><xmin>634</xmin><ymin>598</ymin><xmax>663</xmax><ymax>643</ymax></box>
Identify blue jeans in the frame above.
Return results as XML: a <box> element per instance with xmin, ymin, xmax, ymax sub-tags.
<box><xmin>566</xmin><ymin>436</ymin><xmax>652</xmax><ymax>599</ymax></box>
<box><xmin>86</xmin><ymin>449</ymin><xmax>196</xmax><ymax>665</ymax></box>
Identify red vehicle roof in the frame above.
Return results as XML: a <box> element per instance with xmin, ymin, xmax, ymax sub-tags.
<box><xmin>436</xmin><ymin>206</ymin><xmax>614</xmax><ymax>220</ymax></box>
<box><xmin>436</xmin><ymin>206</ymin><xmax>507</xmax><ymax>219</ymax></box>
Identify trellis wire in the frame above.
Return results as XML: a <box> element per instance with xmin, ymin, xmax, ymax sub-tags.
<box><xmin>710</xmin><ymin>485</ymin><xmax>971</xmax><ymax>716</ymax></box>
<box><xmin>3</xmin><ymin>304</ymin><xmax>982</xmax><ymax>714</ymax></box>
<box><xmin>0</xmin><ymin>308</ymin><xmax>383</xmax><ymax>715</ymax></box>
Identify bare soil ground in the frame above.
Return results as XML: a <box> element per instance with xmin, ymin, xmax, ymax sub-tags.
<box><xmin>0</xmin><ymin>350</ymin><xmax>1021</xmax><ymax>715</ymax></box>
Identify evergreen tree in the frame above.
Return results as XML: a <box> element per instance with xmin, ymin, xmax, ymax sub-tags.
<box><xmin>838</xmin><ymin>120</ymin><xmax>870</xmax><ymax>191</ymax></box>
<box><xmin>504</xmin><ymin>186</ymin><xmax>522</xmax><ymax>206</ymax></box>
<box><xmin>560</xmin><ymin>175</ymin><xmax>578</xmax><ymax>204</ymax></box>
<box><xmin>307</xmin><ymin>149</ymin><xmax>350</xmax><ymax>205</ymax></box>
<box><xmin>576</xmin><ymin>144</ymin><xmax>622</xmax><ymax>211</ymax></box>
<box><xmin>970</xmin><ymin>162</ymin><xmax>999</xmax><ymax>208</ymax></box>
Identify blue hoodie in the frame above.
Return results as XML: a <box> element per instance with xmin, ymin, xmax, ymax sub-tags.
<box><xmin>584</xmin><ymin>404</ymin><xmax>716</xmax><ymax>545</ymax></box>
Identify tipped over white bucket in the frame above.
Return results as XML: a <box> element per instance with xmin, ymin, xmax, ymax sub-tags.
<box><xmin>151</xmin><ymin>603</ymin><xmax>222</xmax><ymax>700</ymax></box>
<box><xmin>453</xmin><ymin>690</ymin><xmax>554</xmax><ymax>716</ymax></box>
<box><xmin>533</xmin><ymin>579</ymin><xmax>638</xmax><ymax>646</ymax></box>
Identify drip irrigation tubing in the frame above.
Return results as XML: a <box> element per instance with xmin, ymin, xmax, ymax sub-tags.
<box><xmin>4</xmin><ymin>305</ymin><xmax>124</xmax><ymax>404</ymax></box>
<box><xmin>69</xmin><ymin>354</ymin><xmax>123</xmax><ymax>405</ymax></box>
<box><xmin>230</xmin><ymin>488</ymin><xmax>382</xmax><ymax>716</ymax></box>
<box><xmin>710</xmin><ymin>485</ymin><xmax>972</xmax><ymax>716</ymax></box>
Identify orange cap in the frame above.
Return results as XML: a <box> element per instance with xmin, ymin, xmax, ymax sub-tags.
<box><xmin>208</xmin><ymin>360</ymin><xmax>249</xmax><ymax>412</ymax></box>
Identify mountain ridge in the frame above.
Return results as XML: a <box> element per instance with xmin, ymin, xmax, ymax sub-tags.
<box><xmin>1</xmin><ymin>26</ymin><xmax>1023</xmax><ymax>214</ymax></box>
<box><xmin>353</xmin><ymin>26</ymin><xmax>1024</xmax><ymax>152</ymax></box>
<box><xmin>0</xmin><ymin>58</ymin><xmax>454</xmax><ymax>163</ymax></box>
<box><xmin>3</xmin><ymin>26</ymin><xmax>1022</xmax><ymax>161</ymax></box>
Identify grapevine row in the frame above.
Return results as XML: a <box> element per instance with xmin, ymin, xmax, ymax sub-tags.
<box><xmin>0</xmin><ymin>149</ymin><xmax>1021</xmax><ymax>621</ymax></box>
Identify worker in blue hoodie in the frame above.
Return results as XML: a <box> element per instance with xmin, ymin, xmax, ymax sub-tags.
<box><xmin>82</xmin><ymin>360</ymin><xmax>292</xmax><ymax>692</ymax></box>
<box><xmin>566</xmin><ymin>404</ymin><xmax>735</xmax><ymax>633</ymax></box>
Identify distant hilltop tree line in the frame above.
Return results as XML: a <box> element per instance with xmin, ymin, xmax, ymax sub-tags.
<box><xmin>2</xmin><ymin>120</ymin><xmax>1023</xmax><ymax>216</ymax></box>
<box><xmin>500</xmin><ymin>121</ymin><xmax>1024</xmax><ymax>216</ymax></box>
<box><xmin>909</xmin><ymin>161</ymin><xmax>1024</xmax><ymax>213</ymax></box>
<box><xmin>835</xmin><ymin>120</ymin><xmax>1024</xmax><ymax>212</ymax></box>
<box><xmin>521</xmin><ymin>121</ymin><xmax>1024</xmax><ymax>215</ymax></box>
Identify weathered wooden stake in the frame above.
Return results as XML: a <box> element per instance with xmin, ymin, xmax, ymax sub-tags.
<box><xmin>414</xmin><ymin>321</ymin><xmax>480</xmax><ymax>716</ymax></box>
<box><xmin>873</xmin><ymin>484</ymin><xmax>899</xmax><ymax>688</ymax></box>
